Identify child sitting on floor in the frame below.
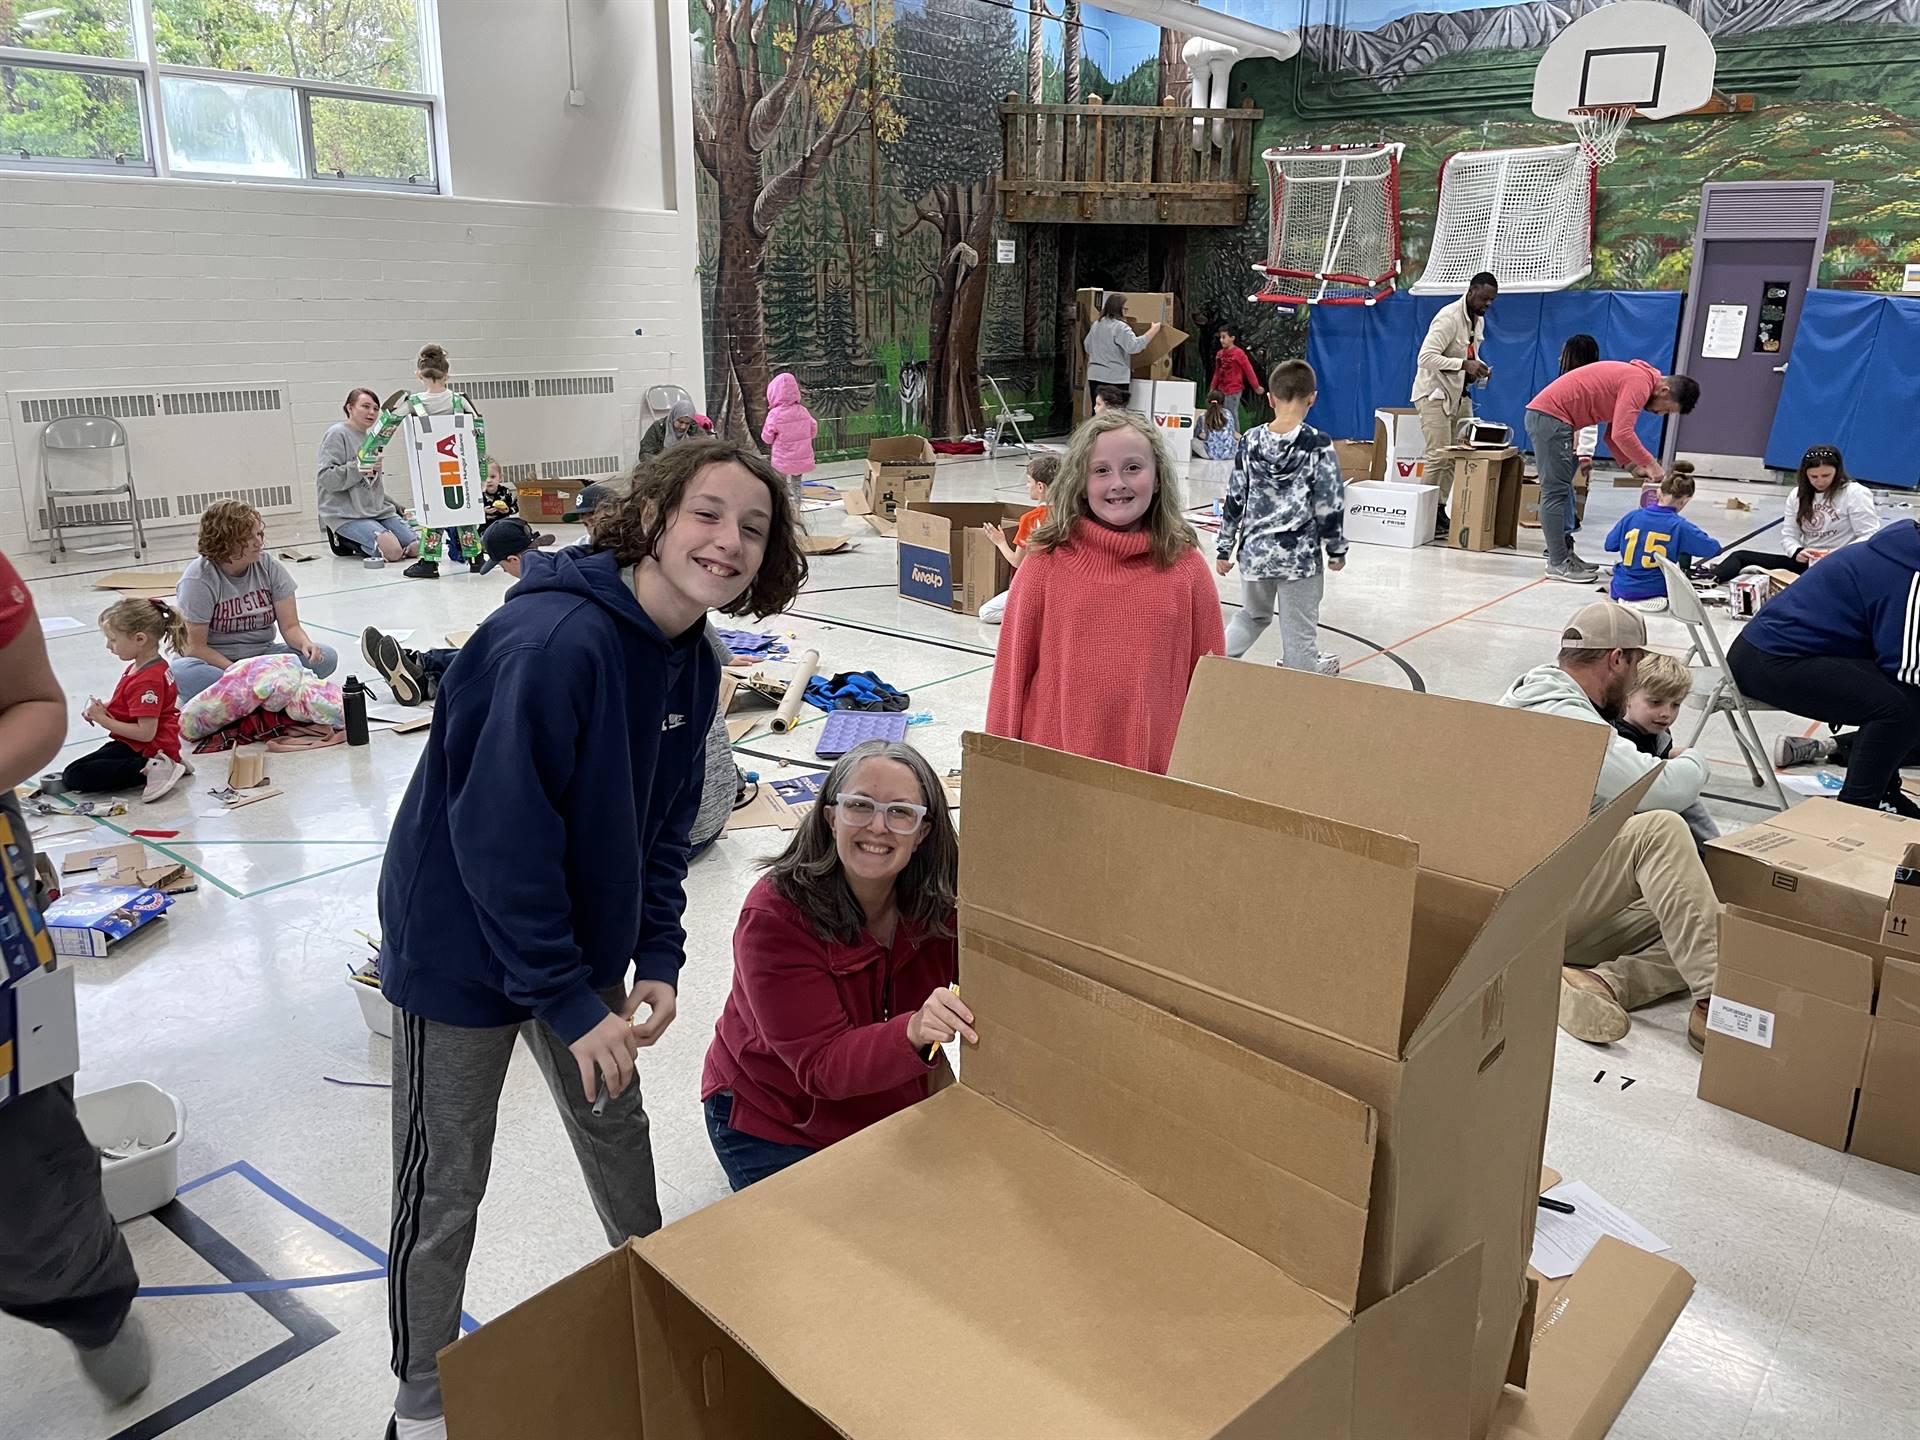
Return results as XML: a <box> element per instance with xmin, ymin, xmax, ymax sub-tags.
<box><xmin>65</xmin><ymin>597</ymin><xmax>191</xmax><ymax>802</ymax></box>
<box><xmin>1604</xmin><ymin>465</ymin><xmax>1719</xmax><ymax>613</ymax></box>
<box><xmin>1611</xmin><ymin>653</ymin><xmax>1718</xmax><ymax>847</ymax></box>
<box><xmin>480</xmin><ymin>458</ymin><xmax>517</xmax><ymax>528</ymax></box>
<box><xmin>1217</xmin><ymin>360</ymin><xmax>1348</xmax><ymax>675</ymax></box>
<box><xmin>1193</xmin><ymin>390</ymin><xmax>1238</xmax><ymax>489</ymax></box>
<box><xmin>976</xmin><ymin>452</ymin><xmax>1061</xmax><ymax>627</ymax></box>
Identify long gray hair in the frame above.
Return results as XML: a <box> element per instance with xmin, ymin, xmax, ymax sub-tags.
<box><xmin>763</xmin><ymin>740</ymin><xmax>958</xmax><ymax>944</ymax></box>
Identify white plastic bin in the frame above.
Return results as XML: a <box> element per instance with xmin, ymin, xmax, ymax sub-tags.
<box><xmin>76</xmin><ymin>1081</ymin><xmax>186</xmax><ymax>1223</ymax></box>
<box><xmin>348</xmin><ymin>974</ymin><xmax>394</xmax><ymax>1039</ymax></box>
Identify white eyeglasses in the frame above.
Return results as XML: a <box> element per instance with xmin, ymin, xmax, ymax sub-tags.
<box><xmin>830</xmin><ymin>793</ymin><xmax>928</xmax><ymax>835</ymax></box>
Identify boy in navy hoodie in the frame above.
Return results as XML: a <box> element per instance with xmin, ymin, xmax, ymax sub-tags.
<box><xmin>1604</xmin><ymin>467</ymin><xmax>1719</xmax><ymax>612</ymax></box>
<box><xmin>379</xmin><ymin>440</ymin><xmax>805</xmax><ymax>1440</ymax></box>
<box><xmin>1730</xmin><ymin>519</ymin><xmax>1920</xmax><ymax>816</ymax></box>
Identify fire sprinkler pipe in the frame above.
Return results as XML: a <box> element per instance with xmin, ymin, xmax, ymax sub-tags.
<box><xmin>1095</xmin><ymin>0</ymin><xmax>1302</xmax><ymax>65</ymax></box>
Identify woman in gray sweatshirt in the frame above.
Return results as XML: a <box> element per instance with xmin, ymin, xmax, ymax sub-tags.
<box><xmin>1081</xmin><ymin>292</ymin><xmax>1161</xmax><ymax>413</ymax></box>
<box><xmin>318</xmin><ymin>388</ymin><xmax>419</xmax><ymax>562</ymax></box>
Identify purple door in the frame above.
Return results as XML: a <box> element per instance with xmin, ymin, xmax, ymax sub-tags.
<box><xmin>1675</xmin><ymin>238</ymin><xmax>1817</xmax><ymax>460</ymax></box>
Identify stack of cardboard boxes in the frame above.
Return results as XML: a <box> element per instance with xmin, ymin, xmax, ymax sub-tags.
<box><xmin>441</xmin><ymin>665</ymin><xmax>1693</xmax><ymax>1439</ymax></box>
<box><xmin>1072</xmin><ymin>289</ymin><xmax>1188</xmax><ymax>427</ymax></box>
<box><xmin>1699</xmin><ymin>801</ymin><xmax>1920</xmax><ymax>1173</ymax></box>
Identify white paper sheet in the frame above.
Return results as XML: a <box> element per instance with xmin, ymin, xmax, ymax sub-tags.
<box><xmin>1529</xmin><ymin>1180</ymin><xmax>1670</xmax><ymax>1280</ymax></box>
<box><xmin>1701</xmin><ymin>304</ymin><xmax>1748</xmax><ymax>360</ymax></box>
<box><xmin>38</xmin><ymin>616</ymin><xmax>86</xmax><ymax>636</ymax></box>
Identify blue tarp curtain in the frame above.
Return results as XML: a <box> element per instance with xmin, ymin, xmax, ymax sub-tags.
<box><xmin>1765</xmin><ymin>289</ymin><xmax>1920</xmax><ymax>490</ymax></box>
<box><xmin>1303</xmin><ymin>290</ymin><xmax>1683</xmax><ymax>463</ymax></box>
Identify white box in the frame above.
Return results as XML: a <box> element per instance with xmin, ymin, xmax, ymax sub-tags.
<box><xmin>1345</xmin><ymin>480</ymin><xmax>1440</xmax><ymax>548</ymax></box>
<box><xmin>349</xmin><ymin>974</ymin><xmax>394</xmax><ymax>1038</ymax></box>
<box><xmin>8</xmin><ymin>962</ymin><xmax>78</xmax><ymax>1099</ymax></box>
<box><xmin>1373</xmin><ymin>407</ymin><xmax>1427</xmax><ymax>482</ymax></box>
<box><xmin>77</xmin><ymin>1080</ymin><xmax>186</xmax><ymax>1223</ymax></box>
<box><xmin>1129</xmin><ymin>379</ymin><xmax>1197</xmax><ymax>479</ymax></box>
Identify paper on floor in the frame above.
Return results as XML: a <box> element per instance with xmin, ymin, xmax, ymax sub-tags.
<box><xmin>1777</xmin><ymin>772</ymin><xmax>1842</xmax><ymax>797</ymax></box>
<box><xmin>38</xmin><ymin>616</ymin><xmax>85</xmax><ymax>637</ymax></box>
<box><xmin>1529</xmin><ymin>1180</ymin><xmax>1669</xmax><ymax>1279</ymax></box>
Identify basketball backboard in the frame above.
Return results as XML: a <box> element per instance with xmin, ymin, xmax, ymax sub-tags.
<box><xmin>1532</xmin><ymin>1</ymin><xmax>1717</xmax><ymax>122</ymax></box>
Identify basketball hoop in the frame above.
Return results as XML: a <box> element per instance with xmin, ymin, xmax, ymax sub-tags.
<box><xmin>1569</xmin><ymin>104</ymin><xmax>1637</xmax><ymax>167</ymax></box>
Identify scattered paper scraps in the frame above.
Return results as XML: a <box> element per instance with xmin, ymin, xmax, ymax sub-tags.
<box><xmin>204</xmin><ymin>784</ymin><xmax>285</xmax><ymax>812</ymax></box>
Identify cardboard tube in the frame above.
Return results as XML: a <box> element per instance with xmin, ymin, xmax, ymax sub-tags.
<box><xmin>769</xmin><ymin>649</ymin><xmax>820</xmax><ymax>733</ymax></box>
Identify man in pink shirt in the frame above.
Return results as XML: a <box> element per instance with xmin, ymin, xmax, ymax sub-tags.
<box><xmin>1526</xmin><ymin>359</ymin><xmax>1700</xmax><ymax>583</ymax></box>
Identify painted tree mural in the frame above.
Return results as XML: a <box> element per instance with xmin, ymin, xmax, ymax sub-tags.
<box><xmin>888</xmin><ymin>0</ymin><xmax>1021</xmax><ymax>437</ymax></box>
<box><xmin>690</xmin><ymin>0</ymin><xmax>903</xmax><ymax>443</ymax></box>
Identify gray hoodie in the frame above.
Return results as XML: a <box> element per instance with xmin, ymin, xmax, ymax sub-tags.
<box><xmin>1497</xmin><ymin>663</ymin><xmax>1711</xmax><ymax>815</ymax></box>
<box><xmin>316</xmin><ymin>421</ymin><xmax>402</xmax><ymax>525</ymax></box>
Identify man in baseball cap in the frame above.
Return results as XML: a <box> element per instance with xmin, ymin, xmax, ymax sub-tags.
<box><xmin>1499</xmin><ymin>600</ymin><xmax>1718</xmax><ymax>1054</ymax></box>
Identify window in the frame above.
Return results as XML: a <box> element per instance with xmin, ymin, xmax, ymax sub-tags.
<box><xmin>0</xmin><ymin>0</ymin><xmax>437</xmax><ymax>189</ymax></box>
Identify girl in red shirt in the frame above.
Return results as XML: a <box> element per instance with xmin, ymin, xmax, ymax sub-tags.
<box><xmin>64</xmin><ymin>598</ymin><xmax>190</xmax><ymax>802</ymax></box>
<box><xmin>702</xmin><ymin>739</ymin><xmax>970</xmax><ymax>1189</ymax></box>
<box><xmin>987</xmin><ymin>409</ymin><xmax>1226</xmax><ymax>774</ymax></box>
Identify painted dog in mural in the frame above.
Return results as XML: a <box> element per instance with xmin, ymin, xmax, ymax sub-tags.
<box><xmin>896</xmin><ymin>360</ymin><xmax>927</xmax><ymax>432</ymax></box>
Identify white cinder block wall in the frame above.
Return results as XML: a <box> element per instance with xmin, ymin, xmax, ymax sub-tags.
<box><xmin>0</xmin><ymin>0</ymin><xmax>703</xmax><ymax>558</ymax></box>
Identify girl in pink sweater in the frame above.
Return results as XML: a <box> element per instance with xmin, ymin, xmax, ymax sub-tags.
<box><xmin>987</xmin><ymin>410</ymin><xmax>1225</xmax><ymax>774</ymax></box>
<box><xmin>761</xmin><ymin>373</ymin><xmax>818</xmax><ymax>499</ymax></box>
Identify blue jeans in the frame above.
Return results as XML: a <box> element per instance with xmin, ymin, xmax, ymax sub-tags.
<box><xmin>171</xmin><ymin>642</ymin><xmax>339</xmax><ymax>702</ymax></box>
<box><xmin>703</xmin><ymin>1093</ymin><xmax>815</xmax><ymax>1191</ymax></box>
<box><xmin>1525</xmin><ymin>408</ymin><xmax>1577</xmax><ymax>567</ymax></box>
<box><xmin>332</xmin><ymin>514</ymin><xmax>417</xmax><ymax>557</ymax></box>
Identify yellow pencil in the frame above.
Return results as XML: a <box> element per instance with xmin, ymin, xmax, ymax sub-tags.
<box><xmin>923</xmin><ymin>983</ymin><xmax>959</xmax><ymax>1064</ymax></box>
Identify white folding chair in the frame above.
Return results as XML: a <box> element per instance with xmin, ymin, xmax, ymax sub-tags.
<box><xmin>1656</xmin><ymin>554</ymin><xmax>1789</xmax><ymax>810</ymax></box>
<box><xmin>643</xmin><ymin>384</ymin><xmax>694</xmax><ymax>435</ymax></box>
<box><xmin>40</xmin><ymin>415</ymin><xmax>146</xmax><ymax>563</ymax></box>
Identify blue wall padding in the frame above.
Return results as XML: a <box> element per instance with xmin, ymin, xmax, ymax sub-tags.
<box><xmin>1304</xmin><ymin>290</ymin><xmax>1683</xmax><ymax>463</ymax></box>
<box><xmin>1765</xmin><ymin>290</ymin><xmax>1920</xmax><ymax>490</ymax></box>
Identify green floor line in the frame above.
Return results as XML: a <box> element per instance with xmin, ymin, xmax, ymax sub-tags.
<box><xmin>49</xmin><ymin>800</ymin><xmax>244</xmax><ymax>899</ymax></box>
<box><xmin>239</xmin><ymin>852</ymin><xmax>384</xmax><ymax>900</ymax></box>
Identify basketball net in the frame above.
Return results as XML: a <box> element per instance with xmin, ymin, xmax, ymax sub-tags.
<box><xmin>1569</xmin><ymin>104</ymin><xmax>1637</xmax><ymax>167</ymax></box>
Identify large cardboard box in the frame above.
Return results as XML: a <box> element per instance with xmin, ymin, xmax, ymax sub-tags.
<box><xmin>1346</xmin><ymin>479</ymin><xmax>1440</xmax><ymax>548</ymax></box>
<box><xmin>1447</xmin><ymin>447</ymin><xmax>1524</xmax><ymax>553</ymax></box>
<box><xmin>843</xmin><ymin>437</ymin><xmax>936</xmax><ymax>534</ymax></box>
<box><xmin>1127</xmin><ymin>378</ymin><xmax>1196</xmax><ymax>478</ymax></box>
<box><xmin>515</xmin><ymin>480</ymin><xmax>576</xmax><ymax>525</ymax></box>
<box><xmin>894</xmin><ymin>501</ymin><xmax>1024</xmax><ymax>615</ymax></box>
<box><xmin>1074</xmin><ymin>289</ymin><xmax>1188</xmax><ymax>425</ymax></box>
<box><xmin>1694</xmin><ymin>813</ymin><xmax>1920</xmax><ymax>1172</ymax></box>
<box><xmin>442</xmin><ymin>666</ymin><xmax>1661</xmax><ymax>1440</ymax></box>
<box><xmin>1334</xmin><ymin>437</ymin><xmax>1375</xmax><ymax>479</ymax></box>
<box><xmin>1371</xmin><ymin>406</ymin><xmax>1428</xmax><ymax>482</ymax></box>
<box><xmin>1519</xmin><ymin>476</ymin><xmax>1591</xmax><ymax>530</ymax></box>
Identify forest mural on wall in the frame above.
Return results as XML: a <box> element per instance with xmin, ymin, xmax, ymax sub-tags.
<box><xmin>689</xmin><ymin>1</ymin><xmax>1920</xmax><ymax>457</ymax></box>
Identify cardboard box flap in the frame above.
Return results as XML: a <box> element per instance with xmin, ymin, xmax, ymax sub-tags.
<box><xmin>1882</xmin><ymin>843</ymin><xmax>1920</xmax><ymax>954</ymax></box>
<box><xmin>1706</xmin><ymin>800</ymin><xmax>1920</xmax><ymax>937</ymax></box>
<box><xmin>1879</xmin><ymin>955</ymin><xmax>1920</xmax><ymax>1024</ymax></box>
<box><xmin>1409</xmin><ymin>771</ymin><xmax>1658</xmax><ymax>1047</ymax></box>
<box><xmin>1861</xmin><ymin>1015</ymin><xmax>1920</xmax><ymax>1097</ymax></box>
<box><xmin>1168</xmin><ymin>658</ymin><xmax>1607</xmax><ymax>889</ymax></box>
<box><xmin>1722</xmin><ymin>907</ymin><xmax>1875</xmax><ymax>1007</ymax></box>
<box><xmin>961</xmin><ymin>732</ymin><xmax>1422</xmax><ymax>1057</ymax></box>
<box><xmin>1487</xmin><ymin>1238</ymin><xmax>1694</xmax><ymax>1440</ymax></box>
<box><xmin>866</xmin><ymin>435</ymin><xmax>935</xmax><ymax>466</ymax></box>
<box><xmin>962</xmin><ymin>933</ymin><xmax>1377</xmax><ymax>1311</ymax></box>
<box><xmin>440</xmin><ymin>1245</ymin><xmax>644</xmax><ymax>1438</ymax></box>
<box><xmin>639</xmin><ymin>1088</ymin><xmax>1354</xmax><ymax>1440</ymax></box>
<box><xmin>1348</xmin><ymin>1245</ymin><xmax>1483</xmax><ymax>1437</ymax></box>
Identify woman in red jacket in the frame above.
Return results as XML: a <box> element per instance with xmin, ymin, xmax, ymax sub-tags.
<box><xmin>986</xmin><ymin>408</ymin><xmax>1226</xmax><ymax>774</ymax></box>
<box><xmin>702</xmin><ymin>740</ymin><xmax>970</xmax><ymax>1189</ymax></box>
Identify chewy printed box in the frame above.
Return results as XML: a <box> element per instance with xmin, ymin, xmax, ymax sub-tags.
<box><xmin>895</xmin><ymin>502</ymin><xmax>1025</xmax><ymax>615</ymax></box>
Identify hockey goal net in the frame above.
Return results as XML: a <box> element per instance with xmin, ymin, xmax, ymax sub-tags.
<box><xmin>1252</xmin><ymin>143</ymin><xmax>1403</xmax><ymax>307</ymax></box>
<box><xmin>1410</xmin><ymin>143</ymin><xmax>1596</xmax><ymax>294</ymax></box>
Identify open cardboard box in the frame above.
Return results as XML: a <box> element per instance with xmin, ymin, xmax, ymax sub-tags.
<box><xmin>443</xmin><ymin>664</ymin><xmax>1667</xmax><ymax>1439</ymax></box>
<box><xmin>1446</xmin><ymin>447</ymin><xmax>1524</xmax><ymax>553</ymax></box>
<box><xmin>894</xmin><ymin>501</ymin><xmax>1025</xmax><ymax>614</ymax></box>
<box><xmin>843</xmin><ymin>438</ymin><xmax>935</xmax><ymax>534</ymax></box>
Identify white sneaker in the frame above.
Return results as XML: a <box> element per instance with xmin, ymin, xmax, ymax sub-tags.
<box><xmin>1628</xmin><ymin>597</ymin><xmax>1669</xmax><ymax>614</ymax></box>
<box><xmin>1314</xmin><ymin>652</ymin><xmax>1341</xmax><ymax>676</ymax></box>
<box><xmin>141</xmin><ymin>755</ymin><xmax>186</xmax><ymax>803</ymax></box>
<box><xmin>391</xmin><ymin>1415</ymin><xmax>448</xmax><ymax>1440</ymax></box>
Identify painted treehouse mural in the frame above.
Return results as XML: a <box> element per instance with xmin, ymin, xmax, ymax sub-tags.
<box><xmin>691</xmin><ymin>0</ymin><xmax>1920</xmax><ymax>460</ymax></box>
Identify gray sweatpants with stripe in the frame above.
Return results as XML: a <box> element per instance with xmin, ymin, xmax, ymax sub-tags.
<box><xmin>388</xmin><ymin>995</ymin><xmax>662</xmax><ymax>1422</ymax></box>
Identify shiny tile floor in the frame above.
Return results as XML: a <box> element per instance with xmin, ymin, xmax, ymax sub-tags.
<box><xmin>5</xmin><ymin>451</ymin><xmax>1919</xmax><ymax>1439</ymax></box>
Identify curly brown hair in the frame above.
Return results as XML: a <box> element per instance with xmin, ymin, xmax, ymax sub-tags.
<box><xmin>197</xmin><ymin>499</ymin><xmax>263</xmax><ymax>566</ymax></box>
<box><xmin>590</xmin><ymin>439</ymin><xmax>806</xmax><ymax>618</ymax></box>
<box><xmin>416</xmin><ymin>344</ymin><xmax>450</xmax><ymax>381</ymax></box>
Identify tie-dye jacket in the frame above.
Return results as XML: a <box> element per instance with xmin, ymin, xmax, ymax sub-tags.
<box><xmin>1216</xmin><ymin>421</ymin><xmax>1347</xmax><ymax>581</ymax></box>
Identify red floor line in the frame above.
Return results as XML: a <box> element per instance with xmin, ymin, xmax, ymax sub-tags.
<box><xmin>1342</xmin><ymin>577</ymin><xmax>1549</xmax><ymax>671</ymax></box>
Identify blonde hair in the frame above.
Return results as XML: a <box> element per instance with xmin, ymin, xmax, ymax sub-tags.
<box><xmin>197</xmin><ymin>499</ymin><xmax>263</xmax><ymax>565</ymax></box>
<box><xmin>1659</xmin><ymin>463</ymin><xmax>1696</xmax><ymax>505</ymax></box>
<box><xmin>1632</xmin><ymin>652</ymin><xmax>1694</xmax><ymax>706</ymax></box>
<box><xmin>1026</xmin><ymin>410</ymin><xmax>1197</xmax><ymax>569</ymax></box>
<box><xmin>101</xmin><ymin>596</ymin><xmax>187</xmax><ymax>655</ymax></box>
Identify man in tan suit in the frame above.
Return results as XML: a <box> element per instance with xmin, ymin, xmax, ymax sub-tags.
<box><xmin>1414</xmin><ymin>271</ymin><xmax>1498</xmax><ymax>538</ymax></box>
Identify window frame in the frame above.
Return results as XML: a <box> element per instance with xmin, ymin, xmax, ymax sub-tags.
<box><xmin>0</xmin><ymin>0</ymin><xmax>441</xmax><ymax>193</ymax></box>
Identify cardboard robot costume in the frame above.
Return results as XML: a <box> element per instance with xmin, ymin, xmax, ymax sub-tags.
<box><xmin>357</xmin><ymin>390</ymin><xmax>487</xmax><ymax>566</ymax></box>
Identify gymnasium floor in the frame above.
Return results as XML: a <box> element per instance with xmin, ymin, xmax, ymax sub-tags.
<box><xmin>5</xmin><ymin>450</ymin><xmax>1919</xmax><ymax>1440</ymax></box>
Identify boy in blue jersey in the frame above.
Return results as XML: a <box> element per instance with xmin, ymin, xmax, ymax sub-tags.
<box><xmin>1604</xmin><ymin>467</ymin><xmax>1720</xmax><ymax>612</ymax></box>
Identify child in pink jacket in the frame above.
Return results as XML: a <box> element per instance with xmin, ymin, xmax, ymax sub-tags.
<box><xmin>762</xmin><ymin>373</ymin><xmax>818</xmax><ymax>500</ymax></box>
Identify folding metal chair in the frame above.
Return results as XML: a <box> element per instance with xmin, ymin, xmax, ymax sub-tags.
<box><xmin>981</xmin><ymin>374</ymin><xmax>1033</xmax><ymax>461</ymax></box>
<box><xmin>1656</xmin><ymin>554</ymin><xmax>1788</xmax><ymax>810</ymax></box>
<box><xmin>40</xmin><ymin>415</ymin><xmax>146</xmax><ymax>563</ymax></box>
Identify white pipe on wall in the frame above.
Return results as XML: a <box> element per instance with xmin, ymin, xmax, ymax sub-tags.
<box><xmin>1183</xmin><ymin>36</ymin><xmax>1240</xmax><ymax>149</ymax></box>
<box><xmin>1098</xmin><ymin>0</ymin><xmax>1301</xmax><ymax>64</ymax></box>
